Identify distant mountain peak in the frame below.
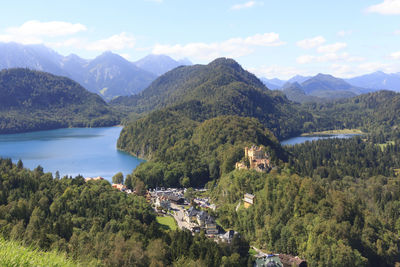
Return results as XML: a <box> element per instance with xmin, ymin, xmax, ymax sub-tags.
<box><xmin>314</xmin><ymin>73</ymin><xmax>334</xmax><ymax>79</ymax></box>
<box><xmin>209</xmin><ymin>57</ymin><xmax>240</xmax><ymax>66</ymax></box>
<box><xmin>209</xmin><ymin>58</ymin><xmax>243</xmax><ymax>72</ymax></box>
<box><xmin>134</xmin><ymin>53</ymin><xmax>192</xmax><ymax>76</ymax></box>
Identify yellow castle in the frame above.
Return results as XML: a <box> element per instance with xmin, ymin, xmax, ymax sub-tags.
<box><xmin>235</xmin><ymin>146</ymin><xmax>270</xmax><ymax>172</ymax></box>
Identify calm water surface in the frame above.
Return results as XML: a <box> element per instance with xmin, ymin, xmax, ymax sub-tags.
<box><xmin>281</xmin><ymin>134</ymin><xmax>360</xmax><ymax>146</ymax></box>
<box><xmin>0</xmin><ymin>127</ymin><xmax>143</xmax><ymax>181</ymax></box>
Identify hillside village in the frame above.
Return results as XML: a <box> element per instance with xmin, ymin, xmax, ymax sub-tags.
<box><xmin>84</xmin><ymin>147</ymin><xmax>308</xmax><ymax>267</ymax></box>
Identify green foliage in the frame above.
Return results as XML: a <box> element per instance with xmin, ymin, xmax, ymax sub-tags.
<box><xmin>112</xmin><ymin>58</ymin><xmax>313</xmax><ymax>140</ymax></box>
<box><xmin>167</xmin><ymin>229</ymin><xmax>249</xmax><ymax>267</ymax></box>
<box><xmin>0</xmin><ymin>158</ymin><xmax>249</xmax><ymax>266</ymax></box>
<box><xmin>120</xmin><ymin>115</ymin><xmax>285</xmax><ymax>188</ymax></box>
<box><xmin>287</xmin><ymin>134</ymin><xmax>400</xmax><ymax>179</ymax></box>
<box><xmin>0</xmin><ymin>68</ymin><xmax>120</xmax><ymax>134</ymax></box>
<box><xmin>112</xmin><ymin>172</ymin><xmax>124</xmax><ymax>184</ymax></box>
<box><xmin>211</xmin><ymin>168</ymin><xmax>400</xmax><ymax>267</ymax></box>
<box><xmin>302</xmin><ymin>90</ymin><xmax>400</xmax><ymax>134</ymax></box>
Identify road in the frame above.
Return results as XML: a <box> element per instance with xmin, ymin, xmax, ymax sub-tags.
<box><xmin>170</xmin><ymin>203</ymin><xmax>194</xmax><ymax>230</ymax></box>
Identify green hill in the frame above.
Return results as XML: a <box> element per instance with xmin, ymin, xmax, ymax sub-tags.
<box><xmin>119</xmin><ymin>113</ymin><xmax>286</xmax><ymax>188</ymax></box>
<box><xmin>0</xmin><ymin>68</ymin><xmax>119</xmax><ymax>133</ymax></box>
<box><xmin>113</xmin><ymin>58</ymin><xmax>312</xmax><ymax>140</ymax></box>
<box><xmin>304</xmin><ymin>90</ymin><xmax>400</xmax><ymax>134</ymax></box>
<box><xmin>116</xmin><ymin>58</ymin><xmax>309</xmax><ymax>187</ymax></box>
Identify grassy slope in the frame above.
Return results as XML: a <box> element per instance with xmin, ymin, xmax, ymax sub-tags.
<box><xmin>0</xmin><ymin>238</ymin><xmax>88</xmax><ymax>267</ymax></box>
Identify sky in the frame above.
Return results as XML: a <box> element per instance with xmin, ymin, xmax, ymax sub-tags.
<box><xmin>1</xmin><ymin>0</ymin><xmax>400</xmax><ymax>79</ymax></box>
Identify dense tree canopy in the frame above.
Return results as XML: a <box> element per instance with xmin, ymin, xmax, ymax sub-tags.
<box><xmin>120</xmin><ymin>115</ymin><xmax>286</xmax><ymax>188</ymax></box>
<box><xmin>0</xmin><ymin>158</ymin><xmax>250</xmax><ymax>266</ymax></box>
<box><xmin>211</xmin><ymin>167</ymin><xmax>400</xmax><ymax>267</ymax></box>
<box><xmin>112</xmin><ymin>58</ymin><xmax>313</xmax><ymax>140</ymax></box>
<box><xmin>0</xmin><ymin>68</ymin><xmax>120</xmax><ymax>134</ymax></box>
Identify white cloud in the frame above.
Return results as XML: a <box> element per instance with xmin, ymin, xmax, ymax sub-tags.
<box><xmin>317</xmin><ymin>42</ymin><xmax>347</xmax><ymax>53</ymax></box>
<box><xmin>391</xmin><ymin>51</ymin><xmax>400</xmax><ymax>59</ymax></box>
<box><xmin>296</xmin><ymin>36</ymin><xmax>326</xmax><ymax>49</ymax></box>
<box><xmin>248</xmin><ymin>65</ymin><xmax>311</xmax><ymax>80</ymax></box>
<box><xmin>330</xmin><ymin>64</ymin><xmax>355</xmax><ymax>78</ymax></box>
<box><xmin>47</xmin><ymin>32</ymin><xmax>136</xmax><ymax>52</ymax></box>
<box><xmin>296</xmin><ymin>55</ymin><xmax>315</xmax><ymax>64</ymax></box>
<box><xmin>331</xmin><ymin>62</ymin><xmax>399</xmax><ymax>78</ymax></box>
<box><xmin>231</xmin><ymin>1</ymin><xmax>261</xmax><ymax>10</ymax></box>
<box><xmin>366</xmin><ymin>0</ymin><xmax>400</xmax><ymax>15</ymax></box>
<box><xmin>86</xmin><ymin>32</ymin><xmax>135</xmax><ymax>51</ymax></box>
<box><xmin>297</xmin><ymin>52</ymin><xmax>364</xmax><ymax>64</ymax></box>
<box><xmin>358</xmin><ymin>62</ymin><xmax>394</xmax><ymax>73</ymax></box>
<box><xmin>0</xmin><ymin>20</ymin><xmax>87</xmax><ymax>45</ymax></box>
<box><xmin>152</xmin><ymin>33</ymin><xmax>285</xmax><ymax>61</ymax></box>
<box><xmin>318</xmin><ymin>52</ymin><xmax>348</xmax><ymax>62</ymax></box>
<box><xmin>6</xmin><ymin>20</ymin><xmax>86</xmax><ymax>37</ymax></box>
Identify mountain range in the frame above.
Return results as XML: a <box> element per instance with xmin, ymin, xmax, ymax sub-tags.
<box><xmin>0</xmin><ymin>42</ymin><xmax>191</xmax><ymax>100</ymax></box>
<box><xmin>116</xmin><ymin>57</ymin><xmax>302</xmax><ymax>188</ymax></box>
<box><xmin>263</xmin><ymin>73</ymin><xmax>376</xmax><ymax>103</ymax></box>
<box><xmin>345</xmin><ymin>71</ymin><xmax>400</xmax><ymax>91</ymax></box>
<box><xmin>115</xmin><ymin>57</ymin><xmax>312</xmax><ymax>142</ymax></box>
<box><xmin>3</xmin><ymin>42</ymin><xmax>400</xmax><ymax>103</ymax></box>
<box><xmin>262</xmin><ymin>71</ymin><xmax>400</xmax><ymax>93</ymax></box>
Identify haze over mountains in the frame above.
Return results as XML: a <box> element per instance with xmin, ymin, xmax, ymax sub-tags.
<box><xmin>263</xmin><ymin>71</ymin><xmax>400</xmax><ymax>92</ymax></box>
<box><xmin>0</xmin><ymin>42</ymin><xmax>191</xmax><ymax>100</ymax></box>
<box><xmin>2</xmin><ymin>41</ymin><xmax>400</xmax><ymax>104</ymax></box>
<box><xmin>262</xmin><ymin>72</ymin><xmax>400</xmax><ymax>103</ymax></box>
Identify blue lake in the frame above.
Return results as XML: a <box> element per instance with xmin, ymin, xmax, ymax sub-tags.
<box><xmin>281</xmin><ymin>134</ymin><xmax>360</xmax><ymax>146</ymax></box>
<box><xmin>0</xmin><ymin>127</ymin><xmax>144</xmax><ymax>181</ymax></box>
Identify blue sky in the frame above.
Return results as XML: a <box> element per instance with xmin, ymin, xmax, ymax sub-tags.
<box><xmin>1</xmin><ymin>0</ymin><xmax>400</xmax><ymax>79</ymax></box>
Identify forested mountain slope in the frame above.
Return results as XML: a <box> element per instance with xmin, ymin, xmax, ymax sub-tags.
<box><xmin>113</xmin><ymin>58</ymin><xmax>313</xmax><ymax>140</ymax></box>
<box><xmin>119</xmin><ymin>115</ymin><xmax>286</xmax><ymax>188</ymax></box>
<box><xmin>0</xmin><ymin>68</ymin><xmax>119</xmax><ymax>133</ymax></box>
<box><xmin>303</xmin><ymin>90</ymin><xmax>400</xmax><ymax>133</ymax></box>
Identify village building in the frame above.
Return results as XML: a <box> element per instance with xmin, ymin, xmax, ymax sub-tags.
<box><xmin>184</xmin><ymin>207</ymin><xmax>218</xmax><ymax>235</ymax></box>
<box><xmin>278</xmin><ymin>254</ymin><xmax>307</xmax><ymax>267</ymax></box>
<box><xmin>84</xmin><ymin>176</ymin><xmax>105</xmax><ymax>182</ymax></box>
<box><xmin>235</xmin><ymin>146</ymin><xmax>271</xmax><ymax>172</ymax></box>
<box><xmin>155</xmin><ymin>197</ymin><xmax>171</xmax><ymax>210</ymax></box>
<box><xmin>112</xmin><ymin>183</ymin><xmax>127</xmax><ymax>192</ymax></box>
<box><xmin>254</xmin><ymin>254</ymin><xmax>283</xmax><ymax>267</ymax></box>
<box><xmin>218</xmin><ymin>230</ymin><xmax>237</xmax><ymax>243</ymax></box>
<box><xmin>244</xmin><ymin>193</ymin><xmax>255</xmax><ymax>208</ymax></box>
<box><xmin>165</xmin><ymin>194</ymin><xmax>184</xmax><ymax>205</ymax></box>
<box><xmin>204</xmin><ymin>216</ymin><xmax>218</xmax><ymax>235</ymax></box>
<box><xmin>185</xmin><ymin>206</ymin><xmax>200</xmax><ymax>224</ymax></box>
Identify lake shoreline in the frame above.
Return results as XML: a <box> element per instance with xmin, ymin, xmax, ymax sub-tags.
<box><xmin>300</xmin><ymin>129</ymin><xmax>364</xmax><ymax>137</ymax></box>
<box><xmin>0</xmin><ymin>127</ymin><xmax>143</xmax><ymax>181</ymax></box>
<box><xmin>281</xmin><ymin>132</ymin><xmax>362</xmax><ymax>146</ymax></box>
